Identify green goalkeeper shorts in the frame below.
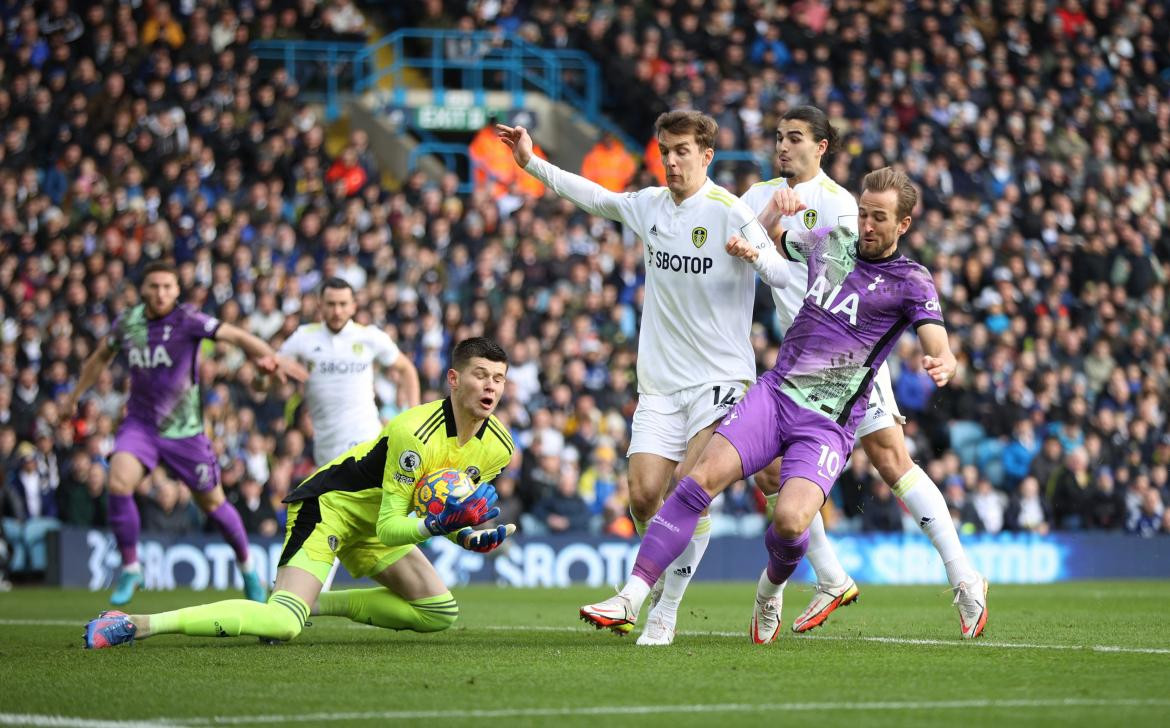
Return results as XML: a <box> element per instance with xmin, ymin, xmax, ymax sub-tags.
<box><xmin>278</xmin><ymin>496</ymin><xmax>413</xmax><ymax>583</ymax></box>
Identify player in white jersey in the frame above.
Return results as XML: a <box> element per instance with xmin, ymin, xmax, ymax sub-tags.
<box><xmin>278</xmin><ymin>278</ymin><xmax>421</xmax><ymax>591</ymax></box>
<box><xmin>498</xmin><ymin>112</ymin><xmax>791</xmax><ymax>645</ymax></box>
<box><xmin>279</xmin><ymin>278</ymin><xmax>421</xmax><ymax>465</ymax></box>
<box><xmin>744</xmin><ymin>106</ymin><xmax>986</xmax><ymax>638</ymax></box>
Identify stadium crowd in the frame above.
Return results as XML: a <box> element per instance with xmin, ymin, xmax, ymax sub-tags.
<box><xmin>2</xmin><ymin>0</ymin><xmax>1170</xmax><ymax>579</ymax></box>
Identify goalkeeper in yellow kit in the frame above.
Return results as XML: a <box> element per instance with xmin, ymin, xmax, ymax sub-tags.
<box><xmin>84</xmin><ymin>337</ymin><xmax>516</xmax><ymax>648</ymax></box>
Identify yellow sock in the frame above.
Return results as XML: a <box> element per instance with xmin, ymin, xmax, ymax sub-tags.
<box><xmin>317</xmin><ymin>588</ymin><xmax>458</xmax><ymax>633</ymax></box>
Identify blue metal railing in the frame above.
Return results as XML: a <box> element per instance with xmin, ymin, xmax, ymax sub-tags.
<box><xmin>250</xmin><ymin>40</ymin><xmax>368</xmax><ymax>122</ymax></box>
<box><xmin>250</xmin><ymin>30</ymin><xmax>638</xmax><ymax>150</ymax></box>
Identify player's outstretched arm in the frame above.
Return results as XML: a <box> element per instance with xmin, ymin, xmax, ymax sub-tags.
<box><xmin>918</xmin><ymin>323</ymin><xmax>957</xmax><ymax>387</ymax></box>
<box><xmin>216</xmin><ymin>323</ymin><xmax>309</xmax><ymax>383</ymax></box>
<box><xmin>726</xmin><ymin>234</ymin><xmax>791</xmax><ymax>290</ymax></box>
<box><xmin>64</xmin><ymin>337</ymin><xmax>117</xmax><ymax>419</ymax></box>
<box><xmin>496</xmin><ymin>123</ymin><xmax>630</xmax><ymax>222</ymax></box>
<box><xmin>389</xmin><ymin>353</ymin><xmax>421</xmax><ymax>409</ymax></box>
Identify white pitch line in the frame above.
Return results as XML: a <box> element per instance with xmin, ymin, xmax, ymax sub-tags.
<box><xmin>475</xmin><ymin>624</ymin><xmax>1170</xmax><ymax>655</ymax></box>
<box><xmin>9</xmin><ymin>698</ymin><xmax>1167</xmax><ymax>727</ymax></box>
<box><xmin>8</xmin><ymin>618</ymin><xmax>1168</xmax><ymax>655</ymax></box>
<box><xmin>0</xmin><ymin>715</ymin><xmax>181</xmax><ymax>728</ymax></box>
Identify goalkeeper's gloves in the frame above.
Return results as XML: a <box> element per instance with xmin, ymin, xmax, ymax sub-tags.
<box><xmin>422</xmin><ymin>482</ymin><xmax>500</xmax><ymax>536</ymax></box>
<box><xmin>457</xmin><ymin>523</ymin><xmax>516</xmax><ymax>553</ymax></box>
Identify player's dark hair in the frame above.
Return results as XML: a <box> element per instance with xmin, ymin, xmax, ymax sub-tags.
<box><xmin>863</xmin><ymin>166</ymin><xmax>919</xmax><ymax>219</ymax></box>
<box><xmin>781</xmin><ymin>105</ymin><xmax>840</xmax><ymax>155</ymax></box>
<box><xmin>142</xmin><ymin>260</ymin><xmax>178</xmax><ymax>281</ymax></box>
<box><xmin>321</xmin><ymin>277</ymin><xmax>354</xmax><ymax>295</ymax></box>
<box><xmin>654</xmin><ymin>110</ymin><xmax>719</xmax><ymax>151</ymax></box>
<box><xmin>452</xmin><ymin>337</ymin><xmax>508</xmax><ymax>371</ymax></box>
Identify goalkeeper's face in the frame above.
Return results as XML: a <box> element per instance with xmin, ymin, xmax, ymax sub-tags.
<box><xmin>450</xmin><ymin>357</ymin><xmax>509</xmax><ymax>419</ymax></box>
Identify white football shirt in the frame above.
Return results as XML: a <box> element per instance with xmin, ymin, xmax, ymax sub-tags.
<box><xmin>525</xmin><ymin>157</ymin><xmax>772</xmax><ymax>395</ymax></box>
<box><xmin>279</xmin><ymin>320</ymin><xmax>401</xmax><ymax>463</ymax></box>
<box><xmin>740</xmin><ymin>170</ymin><xmax>859</xmax><ymax>332</ymax></box>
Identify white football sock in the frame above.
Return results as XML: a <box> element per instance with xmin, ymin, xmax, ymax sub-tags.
<box><xmin>804</xmin><ymin>510</ymin><xmax>848</xmax><ymax>588</ymax></box>
<box><xmin>757</xmin><ymin>568</ymin><xmax>784</xmax><ymax>598</ymax></box>
<box><xmin>654</xmin><ymin>516</ymin><xmax>711</xmax><ymax>618</ymax></box>
<box><xmin>893</xmin><ymin>465</ymin><xmax>976</xmax><ymax>588</ymax></box>
<box><xmin>619</xmin><ymin>577</ymin><xmax>652</xmax><ymax>613</ymax></box>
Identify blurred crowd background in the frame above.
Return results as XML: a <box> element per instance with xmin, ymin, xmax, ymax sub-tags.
<box><xmin>2</xmin><ymin>0</ymin><xmax>1169</xmax><ymax>580</ymax></box>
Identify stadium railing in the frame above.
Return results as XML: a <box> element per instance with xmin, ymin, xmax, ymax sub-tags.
<box><xmin>251</xmin><ymin>30</ymin><xmax>637</xmax><ymax>149</ymax></box>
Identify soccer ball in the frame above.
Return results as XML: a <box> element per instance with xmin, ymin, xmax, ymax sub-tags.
<box><xmin>412</xmin><ymin>468</ymin><xmax>475</xmax><ymax>518</ymax></box>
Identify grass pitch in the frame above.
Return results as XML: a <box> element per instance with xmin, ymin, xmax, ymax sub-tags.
<box><xmin>2</xmin><ymin>581</ymin><xmax>1168</xmax><ymax>727</ymax></box>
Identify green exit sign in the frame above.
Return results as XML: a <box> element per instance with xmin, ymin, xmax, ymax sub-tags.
<box><xmin>416</xmin><ymin>106</ymin><xmax>498</xmax><ymax>131</ymax></box>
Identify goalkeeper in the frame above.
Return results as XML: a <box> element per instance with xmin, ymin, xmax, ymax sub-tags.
<box><xmin>84</xmin><ymin>337</ymin><xmax>517</xmax><ymax>648</ymax></box>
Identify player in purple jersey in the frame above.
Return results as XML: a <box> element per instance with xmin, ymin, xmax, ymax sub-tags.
<box><xmin>580</xmin><ymin>168</ymin><xmax>986</xmax><ymax>642</ymax></box>
<box><xmin>65</xmin><ymin>261</ymin><xmax>308</xmax><ymax>606</ymax></box>
<box><xmin>749</xmin><ymin>106</ymin><xmax>985</xmax><ymax>638</ymax></box>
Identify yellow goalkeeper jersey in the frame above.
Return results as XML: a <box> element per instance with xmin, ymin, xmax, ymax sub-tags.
<box><xmin>283</xmin><ymin>397</ymin><xmax>515</xmax><ymax>547</ymax></box>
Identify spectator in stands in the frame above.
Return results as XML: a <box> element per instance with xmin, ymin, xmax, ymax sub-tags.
<box><xmin>1002</xmin><ymin>420</ymin><xmax>1040</xmax><ymax>490</ymax></box>
<box><xmin>139</xmin><ymin>476</ymin><xmax>199</xmax><ymax>536</ymax></box>
<box><xmin>580</xmin><ymin>133</ymin><xmax>637</xmax><ymax>192</ymax></box>
<box><xmin>971</xmin><ymin>477</ymin><xmax>1009</xmax><ymax>534</ymax></box>
<box><xmin>1051</xmin><ymin>446</ymin><xmax>1094</xmax><ymax>530</ymax></box>
<box><xmin>1128</xmin><ymin>487</ymin><xmax>1164</xmax><ymax>538</ymax></box>
<box><xmin>1005</xmin><ymin>476</ymin><xmax>1052</xmax><ymax>534</ymax></box>
<box><xmin>230</xmin><ymin>475</ymin><xmax>278</xmax><ymax>537</ymax></box>
<box><xmin>1</xmin><ymin>442</ymin><xmax>60</xmax><ymax>573</ymax></box>
<box><xmin>530</xmin><ymin>465</ymin><xmax>590</xmax><ymax>534</ymax></box>
<box><xmin>860</xmin><ymin>480</ymin><xmax>905</xmax><ymax>533</ymax></box>
<box><xmin>57</xmin><ymin>450</ymin><xmax>106</xmax><ymax>528</ymax></box>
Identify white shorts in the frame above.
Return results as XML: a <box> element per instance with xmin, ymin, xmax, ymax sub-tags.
<box><xmin>854</xmin><ymin>361</ymin><xmax>905</xmax><ymax>442</ymax></box>
<box><xmin>628</xmin><ymin>379</ymin><xmax>751</xmax><ymax>461</ymax></box>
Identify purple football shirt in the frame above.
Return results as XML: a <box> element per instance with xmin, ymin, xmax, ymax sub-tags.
<box><xmin>773</xmin><ymin>225</ymin><xmax>943</xmax><ymax>435</ymax></box>
<box><xmin>109</xmin><ymin>303</ymin><xmax>220</xmax><ymax>438</ymax></box>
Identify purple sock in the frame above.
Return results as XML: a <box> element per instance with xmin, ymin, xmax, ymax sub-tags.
<box><xmin>631</xmin><ymin>477</ymin><xmax>712</xmax><ymax>586</ymax></box>
<box><xmin>764</xmin><ymin>525</ymin><xmax>810</xmax><ymax>586</ymax></box>
<box><xmin>108</xmin><ymin>494</ymin><xmax>141</xmax><ymax>566</ymax></box>
<box><xmin>206</xmin><ymin>501</ymin><xmax>251</xmax><ymax>563</ymax></box>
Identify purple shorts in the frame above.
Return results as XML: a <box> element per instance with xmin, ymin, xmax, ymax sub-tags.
<box><xmin>113</xmin><ymin>418</ymin><xmax>220</xmax><ymax>493</ymax></box>
<box><xmin>716</xmin><ymin>370</ymin><xmax>854</xmax><ymax>497</ymax></box>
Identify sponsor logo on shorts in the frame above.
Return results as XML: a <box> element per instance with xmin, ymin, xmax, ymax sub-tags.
<box><xmin>722</xmin><ymin>411</ymin><xmax>739</xmax><ymax>427</ymax></box>
<box><xmin>327</xmin><ymin>535</ymin><xmax>339</xmax><ymax>552</ymax></box>
<box><xmin>399</xmin><ymin>450</ymin><xmax>421</xmax><ymax>472</ymax></box>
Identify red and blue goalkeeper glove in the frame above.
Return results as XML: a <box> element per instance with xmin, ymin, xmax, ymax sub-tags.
<box><xmin>457</xmin><ymin>523</ymin><xmax>516</xmax><ymax>553</ymax></box>
<box><xmin>423</xmin><ymin>482</ymin><xmax>500</xmax><ymax>536</ymax></box>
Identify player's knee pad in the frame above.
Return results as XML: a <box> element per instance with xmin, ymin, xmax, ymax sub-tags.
<box><xmin>410</xmin><ymin>593</ymin><xmax>459</xmax><ymax>633</ymax></box>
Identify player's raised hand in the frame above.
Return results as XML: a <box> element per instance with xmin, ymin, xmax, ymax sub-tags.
<box><xmin>256</xmin><ymin>353</ymin><xmax>310</xmax><ymax>384</ymax></box>
<box><xmin>495</xmin><ymin>123</ymin><xmax>533</xmax><ymax>167</ymax></box>
<box><xmin>769</xmin><ymin>188</ymin><xmax>808</xmax><ymax>217</ymax></box>
<box><xmin>923</xmin><ymin>354</ymin><xmax>957</xmax><ymax>387</ymax></box>
<box><xmin>423</xmin><ymin>482</ymin><xmax>501</xmax><ymax>536</ymax></box>
<box><xmin>456</xmin><ymin>523</ymin><xmax>516</xmax><ymax>553</ymax></box>
<box><xmin>725</xmin><ymin>234</ymin><xmax>760</xmax><ymax>263</ymax></box>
